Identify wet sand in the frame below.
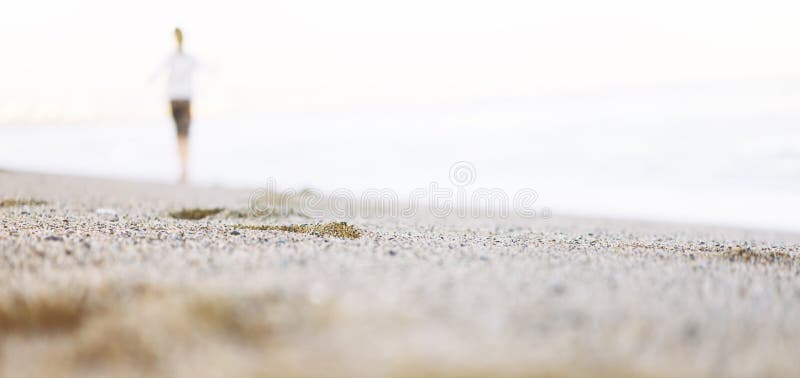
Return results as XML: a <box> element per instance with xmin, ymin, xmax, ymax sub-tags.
<box><xmin>1</xmin><ymin>171</ymin><xmax>799</xmax><ymax>377</ymax></box>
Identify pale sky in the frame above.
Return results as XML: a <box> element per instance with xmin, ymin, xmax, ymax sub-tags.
<box><xmin>1</xmin><ymin>0</ymin><xmax>799</xmax><ymax>122</ymax></box>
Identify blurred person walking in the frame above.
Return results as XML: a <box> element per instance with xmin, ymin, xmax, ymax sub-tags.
<box><xmin>153</xmin><ymin>27</ymin><xmax>197</xmax><ymax>183</ymax></box>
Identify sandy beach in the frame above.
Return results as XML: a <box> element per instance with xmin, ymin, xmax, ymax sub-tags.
<box><xmin>1</xmin><ymin>170</ymin><xmax>800</xmax><ymax>377</ymax></box>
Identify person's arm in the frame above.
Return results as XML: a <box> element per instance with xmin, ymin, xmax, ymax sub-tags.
<box><xmin>148</xmin><ymin>56</ymin><xmax>170</xmax><ymax>84</ymax></box>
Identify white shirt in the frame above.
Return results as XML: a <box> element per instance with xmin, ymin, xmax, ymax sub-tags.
<box><xmin>160</xmin><ymin>52</ymin><xmax>198</xmax><ymax>100</ymax></box>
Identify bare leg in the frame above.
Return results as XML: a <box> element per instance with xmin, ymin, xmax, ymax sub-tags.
<box><xmin>178</xmin><ymin>135</ymin><xmax>189</xmax><ymax>184</ymax></box>
<box><xmin>171</xmin><ymin>100</ymin><xmax>192</xmax><ymax>184</ymax></box>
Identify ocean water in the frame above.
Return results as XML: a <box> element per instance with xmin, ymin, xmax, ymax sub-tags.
<box><xmin>2</xmin><ymin>85</ymin><xmax>800</xmax><ymax>231</ymax></box>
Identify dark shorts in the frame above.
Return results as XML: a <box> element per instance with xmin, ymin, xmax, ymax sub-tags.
<box><xmin>170</xmin><ymin>100</ymin><xmax>191</xmax><ymax>137</ymax></box>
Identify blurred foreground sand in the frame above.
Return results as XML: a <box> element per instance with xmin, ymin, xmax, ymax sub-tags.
<box><xmin>1</xmin><ymin>171</ymin><xmax>799</xmax><ymax>377</ymax></box>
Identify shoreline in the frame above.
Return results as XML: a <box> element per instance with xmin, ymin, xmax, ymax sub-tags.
<box><xmin>3</xmin><ymin>167</ymin><xmax>799</xmax><ymax>238</ymax></box>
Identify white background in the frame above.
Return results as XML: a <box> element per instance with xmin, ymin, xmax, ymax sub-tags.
<box><xmin>2</xmin><ymin>0</ymin><xmax>800</xmax><ymax>230</ymax></box>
